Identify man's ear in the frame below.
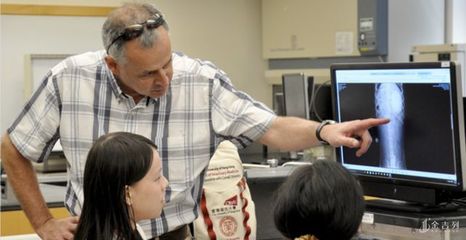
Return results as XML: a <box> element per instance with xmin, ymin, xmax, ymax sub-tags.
<box><xmin>105</xmin><ymin>55</ymin><xmax>119</xmax><ymax>76</ymax></box>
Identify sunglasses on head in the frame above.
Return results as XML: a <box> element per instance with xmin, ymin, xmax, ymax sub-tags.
<box><xmin>106</xmin><ymin>13</ymin><xmax>165</xmax><ymax>54</ymax></box>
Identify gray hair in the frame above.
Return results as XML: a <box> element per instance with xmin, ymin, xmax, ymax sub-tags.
<box><xmin>102</xmin><ymin>3</ymin><xmax>169</xmax><ymax>64</ymax></box>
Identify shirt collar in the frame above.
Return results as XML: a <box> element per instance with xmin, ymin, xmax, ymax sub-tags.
<box><xmin>136</xmin><ymin>223</ymin><xmax>148</xmax><ymax>240</ymax></box>
<box><xmin>101</xmin><ymin>52</ymin><xmax>126</xmax><ymax>100</ymax></box>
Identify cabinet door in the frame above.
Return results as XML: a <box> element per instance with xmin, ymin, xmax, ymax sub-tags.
<box><xmin>1</xmin><ymin>207</ymin><xmax>69</xmax><ymax>236</ymax></box>
<box><xmin>262</xmin><ymin>0</ymin><xmax>360</xmax><ymax>59</ymax></box>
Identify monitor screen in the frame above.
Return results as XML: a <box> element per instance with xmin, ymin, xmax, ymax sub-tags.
<box><xmin>331</xmin><ymin>62</ymin><xmax>466</xmax><ymax>193</ymax></box>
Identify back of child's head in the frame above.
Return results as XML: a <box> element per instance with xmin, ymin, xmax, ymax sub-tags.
<box><xmin>273</xmin><ymin>160</ymin><xmax>365</xmax><ymax>240</ymax></box>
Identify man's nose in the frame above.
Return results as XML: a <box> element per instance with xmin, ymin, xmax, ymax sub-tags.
<box><xmin>154</xmin><ymin>69</ymin><xmax>169</xmax><ymax>85</ymax></box>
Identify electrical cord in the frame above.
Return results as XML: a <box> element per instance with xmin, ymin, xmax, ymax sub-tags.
<box><xmin>451</xmin><ymin>197</ymin><xmax>466</xmax><ymax>207</ymax></box>
<box><xmin>309</xmin><ymin>80</ymin><xmax>332</xmax><ymax>122</ymax></box>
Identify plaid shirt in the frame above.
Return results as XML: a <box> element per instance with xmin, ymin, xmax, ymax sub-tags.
<box><xmin>8</xmin><ymin>50</ymin><xmax>275</xmax><ymax>237</ymax></box>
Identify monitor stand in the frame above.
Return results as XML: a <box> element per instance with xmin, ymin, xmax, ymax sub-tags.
<box><xmin>283</xmin><ymin>151</ymin><xmax>304</xmax><ymax>161</ymax></box>
<box><xmin>366</xmin><ymin>198</ymin><xmax>459</xmax><ymax>213</ymax></box>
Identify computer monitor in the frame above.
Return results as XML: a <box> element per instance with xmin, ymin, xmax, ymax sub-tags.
<box><xmin>281</xmin><ymin>73</ymin><xmax>312</xmax><ymax>159</ymax></box>
<box><xmin>331</xmin><ymin>62</ymin><xmax>466</xmax><ymax>210</ymax></box>
<box><xmin>282</xmin><ymin>73</ymin><xmax>311</xmax><ymax>119</ymax></box>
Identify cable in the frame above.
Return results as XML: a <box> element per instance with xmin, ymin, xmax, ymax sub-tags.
<box><xmin>378</xmin><ymin>55</ymin><xmax>385</xmax><ymax>63</ymax></box>
<box><xmin>451</xmin><ymin>197</ymin><xmax>466</xmax><ymax>207</ymax></box>
<box><xmin>310</xmin><ymin>80</ymin><xmax>332</xmax><ymax>122</ymax></box>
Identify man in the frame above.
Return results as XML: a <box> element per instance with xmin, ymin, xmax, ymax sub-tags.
<box><xmin>1</xmin><ymin>3</ymin><xmax>389</xmax><ymax>239</ymax></box>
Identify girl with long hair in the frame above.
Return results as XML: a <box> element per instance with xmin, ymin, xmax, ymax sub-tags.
<box><xmin>75</xmin><ymin>132</ymin><xmax>168</xmax><ymax>239</ymax></box>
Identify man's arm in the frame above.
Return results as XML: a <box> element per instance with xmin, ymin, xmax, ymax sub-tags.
<box><xmin>259</xmin><ymin>116</ymin><xmax>390</xmax><ymax>156</ymax></box>
<box><xmin>1</xmin><ymin>134</ymin><xmax>78</xmax><ymax>239</ymax></box>
<box><xmin>259</xmin><ymin>116</ymin><xmax>321</xmax><ymax>151</ymax></box>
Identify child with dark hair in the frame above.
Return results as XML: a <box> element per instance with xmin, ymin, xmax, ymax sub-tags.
<box><xmin>75</xmin><ymin>132</ymin><xmax>168</xmax><ymax>240</ymax></box>
<box><xmin>273</xmin><ymin>160</ymin><xmax>365</xmax><ymax>240</ymax></box>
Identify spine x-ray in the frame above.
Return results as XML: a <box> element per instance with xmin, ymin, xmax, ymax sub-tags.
<box><xmin>375</xmin><ymin>83</ymin><xmax>406</xmax><ymax>169</ymax></box>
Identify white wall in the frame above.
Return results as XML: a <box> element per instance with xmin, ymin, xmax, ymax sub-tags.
<box><xmin>1</xmin><ymin>15</ymin><xmax>106</xmax><ymax>134</ymax></box>
<box><xmin>451</xmin><ymin>0</ymin><xmax>466</xmax><ymax>43</ymax></box>
<box><xmin>388</xmin><ymin>0</ymin><xmax>445</xmax><ymax>62</ymax></box>
<box><xmin>156</xmin><ymin>0</ymin><xmax>269</xmax><ymax>110</ymax></box>
<box><xmin>0</xmin><ymin>0</ymin><xmax>269</xmax><ymax>134</ymax></box>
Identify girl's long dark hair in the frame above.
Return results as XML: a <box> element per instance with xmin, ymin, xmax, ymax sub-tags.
<box><xmin>74</xmin><ymin>132</ymin><xmax>157</xmax><ymax>240</ymax></box>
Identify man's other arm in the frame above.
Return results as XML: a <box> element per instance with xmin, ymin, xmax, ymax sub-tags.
<box><xmin>1</xmin><ymin>134</ymin><xmax>78</xmax><ymax>239</ymax></box>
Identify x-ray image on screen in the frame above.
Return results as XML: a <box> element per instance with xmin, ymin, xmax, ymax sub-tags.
<box><xmin>337</xmin><ymin>82</ymin><xmax>455</xmax><ymax>175</ymax></box>
<box><xmin>375</xmin><ymin>83</ymin><xmax>406</xmax><ymax>169</ymax></box>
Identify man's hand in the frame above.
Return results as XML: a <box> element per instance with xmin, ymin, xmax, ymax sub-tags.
<box><xmin>36</xmin><ymin>216</ymin><xmax>79</xmax><ymax>240</ymax></box>
<box><xmin>320</xmin><ymin>118</ymin><xmax>390</xmax><ymax>157</ymax></box>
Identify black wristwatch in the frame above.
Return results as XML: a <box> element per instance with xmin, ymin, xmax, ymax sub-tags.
<box><xmin>315</xmin><ymin>120</ymin><xmax>336</xmax><ymax>145</ymax></box>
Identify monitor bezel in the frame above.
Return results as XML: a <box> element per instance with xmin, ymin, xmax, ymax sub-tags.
<box><xmin>330</xmin><ymin>61</ymin><xmax>466</xmax><ymax>192</ymax></box>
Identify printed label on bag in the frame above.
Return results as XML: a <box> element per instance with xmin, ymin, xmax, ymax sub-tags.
<box><xmin>205</xmin><ymin>165</ymin><xmax>241</xmax><ymax>182</ymax></box>
<box><xmin>220</xmin><ymin>216</ymin><xmax>238</xmax><ymax>237</ymax></box>
<box><xmin>210</xmin><ymin>194</ymin><xmax>241</xmax><ymax>216</ymax></box>
<box><xmin>224</xmin><ymin>195</ymin><xmax>238</xmax><ymax>206</ymax></box>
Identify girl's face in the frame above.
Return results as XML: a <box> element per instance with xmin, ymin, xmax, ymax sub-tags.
<box><xmin>128</xmin><ymin>149</ymin><xmax>168</xmax><ymax>221</ymax></box>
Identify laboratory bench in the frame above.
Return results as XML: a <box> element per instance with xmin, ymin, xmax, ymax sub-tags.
<box><xmin>1</xmin><ymin>172</ymin><xmax>67</xmax><ymax>209</ymax></box>
<box><xmin>1</xmin><ymin>172</ymin><xmax>69</xmax><ymax>236</ymax></box>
